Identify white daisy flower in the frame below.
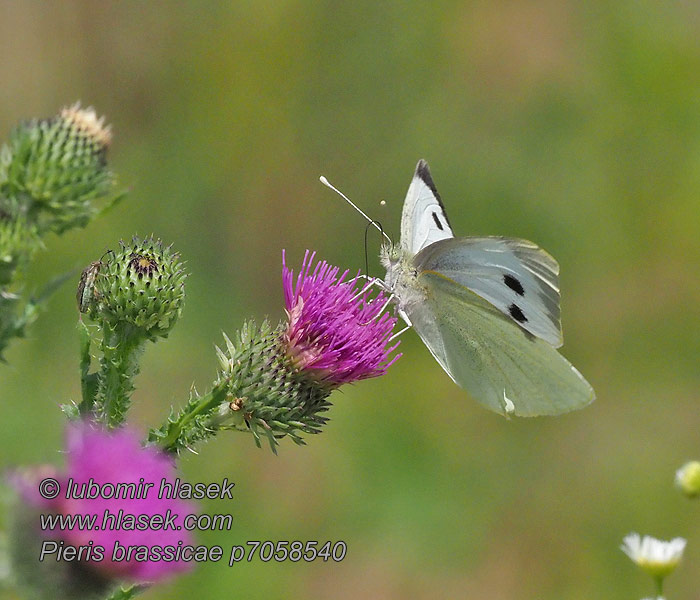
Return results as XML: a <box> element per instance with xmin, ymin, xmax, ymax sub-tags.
<box><xmin>621</xmin><ymin>533</ymin><xmax>686</xmax><ymax>578</ymax></box>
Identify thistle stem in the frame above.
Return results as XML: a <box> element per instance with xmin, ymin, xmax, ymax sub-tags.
<box><xmin>96</xmin><ymin>322</ymin><xmax>146</xmax><ymax>427</ymax></box>
<box><xmin>78</xmin><ymin>319</ymin><xmax>98</xmax><ymax>413</ymax></box>
<box><xmin>149</xmin><ymin>381</ymin><xmax>231</xmax><ymax>453</ymax></box>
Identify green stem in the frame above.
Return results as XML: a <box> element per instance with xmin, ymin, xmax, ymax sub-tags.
<box><xmin>78</xmin><ymin>318</ymin><xmax>98</xmax><ymax>413</ymax></box>
<box><xmin>96</xmin><ymin>322</ymin><xmax>146</xmax><ymax>427</ymax></box>
<box><xmin>149</xmin><ymin>381</ymin><xmax>231</xmax><ymax>453</ymax></box>
<box><xmin>654</xmin><ymin>575</ymin><xmax>664</xmax><ymax>598</ymax></box>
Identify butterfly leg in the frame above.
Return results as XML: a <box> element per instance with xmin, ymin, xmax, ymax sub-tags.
<box><xmin>354</xmin><ymin>274</ymin><xmax>391</xmax><ymax>292</ymax></box>
<box><xmin>370</xmin><ymin>292</ymin><xmax>395</xmax><ymax>317</ymax></box>
<box><xmin>351</xmin><ymin>276</ymin><xmax>384</xmax><ymax>302</ymax></box>
<box><xmin>388</xmin><ymin>325</ymin><xmax>411</xmax><ymax>342</ymax></box>
<box><xmin>357</xmin><ymin>292</ymin><xmax>397</xmax><ymax>327</ymax></box>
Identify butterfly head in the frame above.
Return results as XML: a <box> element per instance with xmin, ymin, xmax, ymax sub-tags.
<box><xmin>379</xmin><ymin>242</ymin><xmax>407</xmax><ymax>292</ymax></box>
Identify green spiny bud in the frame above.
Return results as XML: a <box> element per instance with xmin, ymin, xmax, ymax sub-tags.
<box><xmin>0</xmin><ymin>103</ymin><xmax>117</xmax><ymax>234</ymax></box>
<box><xmin>89</xmin><ymin>236</ymin><xmax>186</xmax><ymax>339</ymax></box>
<box><xmin>80</xmin><ymin>237</ymin><xmax>185</xmax><ymax>427</ymax></box>
<box><xmin>213</xmin><ymin>321</ymin><xmax>332</xmax><ymax>451</ymax></box>
<box><xmin>151</xmin><ymin>320</ymin><xmax>333</xmax><ymax>454</ymax></box>
<box><xmin>675</xmin><ymin>461</ymin><xmax>700</xmax><ymax>498</ymax></box>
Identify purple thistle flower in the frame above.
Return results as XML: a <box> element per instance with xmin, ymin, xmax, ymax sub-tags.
<box><xmin>282</xmin><ymin>250</ymin><xmax>401</xmax><ymax>386</ymax></box>
<box><xmin>151</xmin><ymin>251</ymin><xmax>402</xmax><ymax>455</ymax></box>
<box><xmin>12</xmin><ymin>421</ymin><xmax>196</xmax><ymax>584</ymax></box>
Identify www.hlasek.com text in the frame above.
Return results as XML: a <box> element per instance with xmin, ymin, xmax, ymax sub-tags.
<box><xmin>40</xmin><ymin>508</ymin><xmax>233</xmax><ymax>533</ymax></box>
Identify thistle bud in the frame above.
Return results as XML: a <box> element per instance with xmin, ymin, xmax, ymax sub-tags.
<box><xmin>78</xmin><ymin>237</ymin><xmax>186</xmax><ymax>426</ymax></box>
<box><xmin>675</xmin><ymin>461</ymin><xmax>700</xmax><ymax>498</ymax></box>
<box><xmin>212</xmin><ymin>320</ymin><xmax>334</xmax><ymax>450</ymax></box>
<box><xmin>0</xmin><ymin>103</ymin><xmax>117</xmax><ymax>234</ymax></box>
<box><xmin>89</xmin><ymin>236</ymin><xmax>186</xmax><ymax>340</ymax></box>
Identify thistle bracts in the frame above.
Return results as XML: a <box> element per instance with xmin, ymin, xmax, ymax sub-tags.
<box><xmin>80</xmin><ymin>236</ymin><xmax>186</xmax><ymax>427</ymax></box>
<box><xmin>87</xmin><ymin>236</ymin><xmax>185</xmax><ymax>338</ymax></box>
<box><xmin>0</xmin><ymin>103</ymin><xmax>117</xmax><ymax>234</ymax></box>
<box><xmin>151</xmin><ymin>320</ymin><xmax>333</xmax><ymax>454</ymax></box>
<box><xmin>7</xmin><ymin>496</ymin><xmax>116</xmax><ymax>600</ymax></box>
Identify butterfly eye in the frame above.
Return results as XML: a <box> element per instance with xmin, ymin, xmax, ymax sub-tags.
<box><xmin>503</xmin><ymin>274</ymin><xmax>525</xmax><ymax>296</ymax></box>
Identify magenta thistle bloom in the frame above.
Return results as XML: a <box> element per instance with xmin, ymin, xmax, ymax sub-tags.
<box><xmin>283</xmin><ymin>250</ymin><xmax>400</xmax><ymax>386</ymax></box>
<box><xmin>16</xmin><ymin>421</ymin><xmax>196</xmax><ymax>584</ymax></box>
<box><xmin>153</xmin><ymin>251</ymin><xmax>402</xmax><ymax>454</ymax></box>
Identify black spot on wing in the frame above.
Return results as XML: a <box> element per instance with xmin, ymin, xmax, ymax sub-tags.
<box><xmin>415</xmin><ymin>159</ymin><xmax>452</xmax><ymax>229</ymax></box>
<box><xmin>509</xmin><ymin>304</ymin><xmax>528</xmax><ymax>323</ymax></box>
<box><xmin>432</xmin><ymin>212</ymin><xmax>444</xmax><ymax>230</ymax></box>
<box><xmin>503</xmin><ymin>274</ymin><xmax>525</xmax><ymax>296</ymax></box>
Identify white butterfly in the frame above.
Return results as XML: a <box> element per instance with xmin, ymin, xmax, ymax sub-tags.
<box><xmin>375</xmin><ymin>160</ymin><xmax>594</xmax><ymax>417</ymax></box>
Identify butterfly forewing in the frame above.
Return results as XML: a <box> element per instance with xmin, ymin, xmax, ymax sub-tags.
<box><xmin>401</xmin><ymin>159</ymin><xmax>454</xmax><ymax>254</ymax></box>
<box><xmin>413</xmin><ymin>236</ymin><xmax>563</xmax><ymax>347</ymax></box>
<box><xmin>408</xmin><ymin>271</ymin><xmax>594</xmax><ymax>416</ymax></box>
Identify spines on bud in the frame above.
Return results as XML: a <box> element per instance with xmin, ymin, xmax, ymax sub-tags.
<box><xmin>214</xmin><ymin>321</ymin><xmax>333</xmax><ymax>451</ymax></box>
<box><xmin>151</xmin><ymin>320</ymin><xmax>334</xmax><ymax>455</ymax></box>
<box><xmin>88</xmin><ymin>236</ymin><xmax>186</xmax><ymax>339</ymax></box>
<box><xmin>78</xmin><ymin>237</ymin><xmax>186</xmax><ymax>427</ymax></box>
<box><xmin>0</xmin><ymin>103</ymin><xmax>119</xmax><ymax>234</ymax></box>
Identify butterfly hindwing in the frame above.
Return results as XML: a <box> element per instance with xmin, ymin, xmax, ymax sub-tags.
<box><xmin>400</xmin><ymin>160</ymin><xmax>454</xmax><ymax>254</ymax></box>
<box><xmin>407</xmin><ymin>271</ymin><xmax>594</xmax><ymax>416</ymax></box>
<box><xmin>413</xmin><ymin>236</ymin><xmax>563</xmax><ymax>347</ymax></box>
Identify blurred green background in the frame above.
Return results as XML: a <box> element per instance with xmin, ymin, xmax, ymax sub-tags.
<box><xmin>1</xmin><ymin>2</ymin><xmax>700</xmax><ymax>599</ymax></box>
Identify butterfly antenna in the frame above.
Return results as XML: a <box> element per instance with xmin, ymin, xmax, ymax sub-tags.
<box><xmin>319</xmin><ymin>176</ymin><xmax>392</xmax><ymax>244</ymax></box>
